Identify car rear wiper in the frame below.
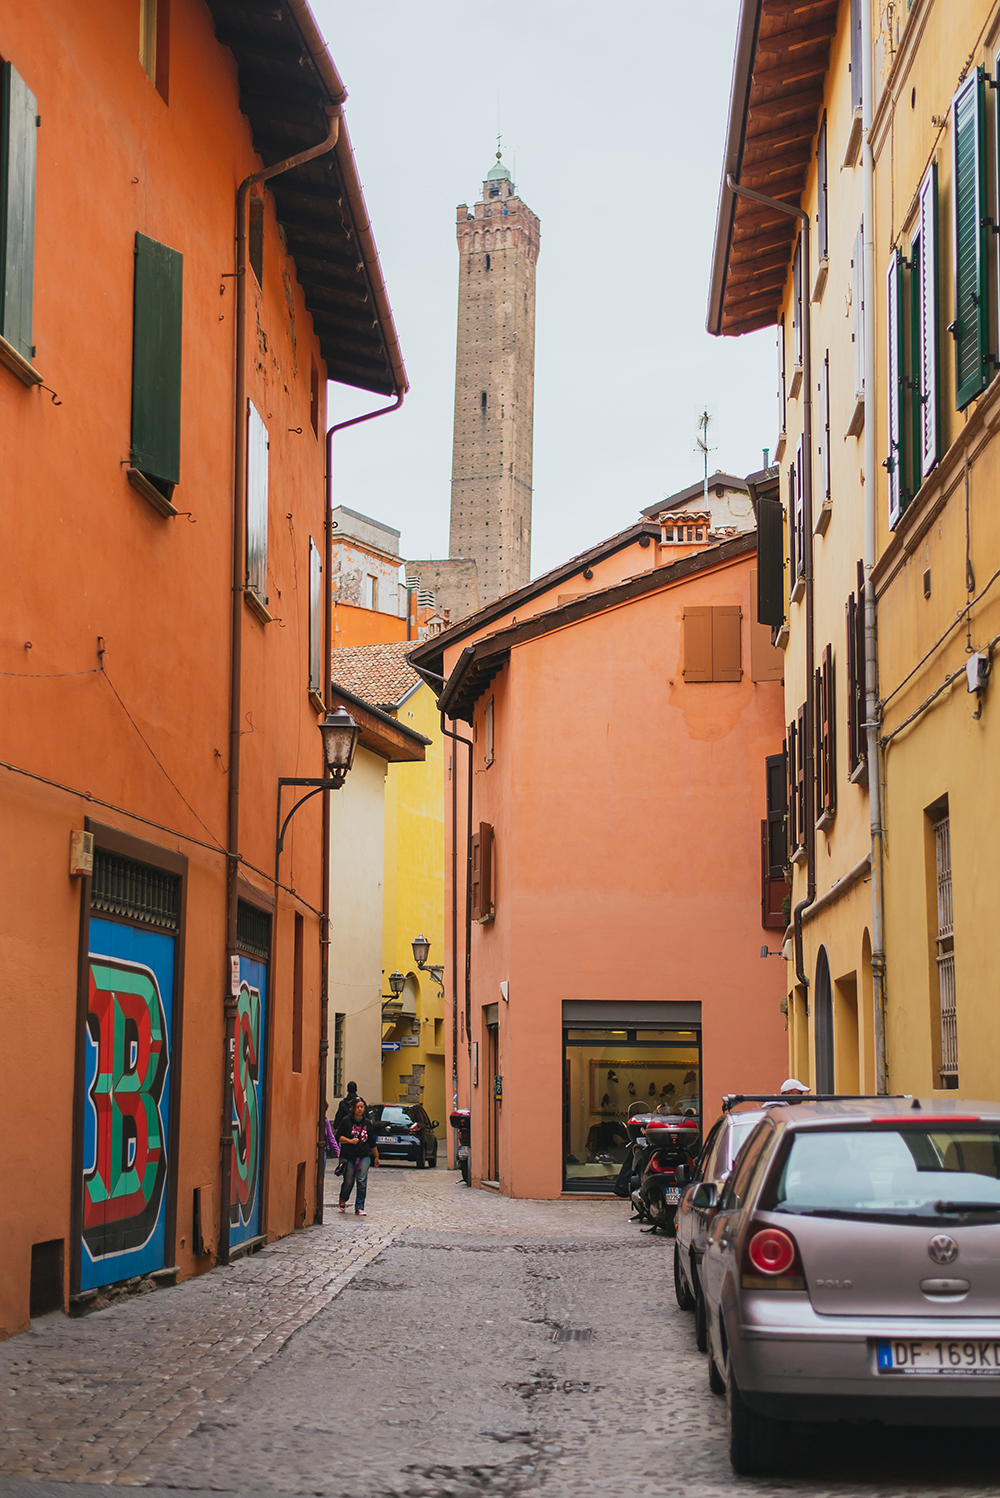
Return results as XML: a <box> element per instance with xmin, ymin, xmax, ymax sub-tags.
<box><xmin>934</xmin><ymin>1200</ymin><xmax>1000</xmax><ymax>1214</ymax></box>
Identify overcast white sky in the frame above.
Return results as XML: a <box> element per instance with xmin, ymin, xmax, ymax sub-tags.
<box><xmin>312</xmin><ymin>1</ymin><xmax>777</xmax><ymax>579</ymax></box>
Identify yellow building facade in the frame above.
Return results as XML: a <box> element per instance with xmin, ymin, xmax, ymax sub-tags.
<box><xmin>711</xmin><ymin>0</ymin><xmax>1000</xmax><ymax>1099</ymax></box>
<box><xmin>380</xmin><ymin>675</ymin><xmax>447</xmax><ymax>1137</ymax></box>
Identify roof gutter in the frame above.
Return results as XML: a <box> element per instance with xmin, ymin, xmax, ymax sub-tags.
<box><xmin>707</xmin><ymin>0</ymin><xmax>763</xmax><ymax>336</ymax></box>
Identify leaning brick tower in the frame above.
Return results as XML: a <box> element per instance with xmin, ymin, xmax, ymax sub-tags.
<box><xmin>449</xmin><ymin>155</ymin><xmax>541</xmax><ymax>605</ymax></box>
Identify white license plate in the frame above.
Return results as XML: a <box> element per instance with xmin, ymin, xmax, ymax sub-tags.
<box><xmin>380</xmin><ymin>1135</ymin><xmax>405</xmax><ymax>1144</ymax></box>
<box><xmin>665</xmin><ymin>1188</ymin><xmax>681</xmax><ymax>1204</ymax></box>
<box><xmin>877</xmin><ymin>1339</ymin><xmax>1000</xmax><ymax>1375</ymax></box>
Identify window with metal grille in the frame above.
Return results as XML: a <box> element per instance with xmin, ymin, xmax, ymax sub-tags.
<box><xmin>333</xmin><ymin>1012</ymin><xmax>345</xmax><ymax>1098</ymax></box>
<box><xmin>933</xmin><ymin>808</ymin><xmax>957</xmax><ymax>1088</ymax></box>
<box><xmin>236</xmin><ymin>898</ymin><xmax>271</xmax><ymax>961</ymax></box>
<box><xmin>91</xmin><ymin>849</ymin><xmax>179</xmax><ymax>930</ymax></box>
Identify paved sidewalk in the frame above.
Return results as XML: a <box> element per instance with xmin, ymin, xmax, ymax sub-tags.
<box><xmin>0</xmin><ymin>1169</ymin><xmax>623</xmax><ymax>1488</ymax></box>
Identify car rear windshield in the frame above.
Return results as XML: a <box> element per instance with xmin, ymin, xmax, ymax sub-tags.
<box><xmin>376</xmin><ymin>1107</ymin><xmax>415</xmax><ymax>1127</ymax></box>
<box><xmin>767</xmin><ymin>1127</ymin><xmax>1000</xmax><ymax>1219</ymax></box>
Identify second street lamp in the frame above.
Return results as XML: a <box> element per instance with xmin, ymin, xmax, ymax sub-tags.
<box><xmin>275</xmin><ymin>705</ymin><xmax>361</xmax><ymax>882</ymax></box>
<box><xmin>411</xmin><ymin>934</ymin><xmax>445</xmax><ymax>996</ymax></box>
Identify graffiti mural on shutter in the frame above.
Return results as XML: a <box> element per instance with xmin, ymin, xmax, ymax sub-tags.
<box><xmin>230</xmin><ymin>955</ymin><xmax>268</xmax><ymax>1246</ymax></box>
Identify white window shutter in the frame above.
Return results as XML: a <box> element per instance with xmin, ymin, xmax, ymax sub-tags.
<box><xmin>919</xmin><ymin>165</ymin><xmax>939</xmax><ymax>477</ymax></box>
<box><xmin>887</xmin><ymin>250</ymin><xmax>902</xmax><ymax>528</ymax></box>
<box><xmin>795</xmin><ymin>438</ymin><xmax>805</xmax><ymax>580</ymax></box>
<box><xmin>816</xmin><ymin>353</ymin><xmax>830</xmax><ymax>505</ymax></box>
<box><xmin>246</xmin><ymin>401</ymin><xmax>269</xmax><ymax>601</ymax></box>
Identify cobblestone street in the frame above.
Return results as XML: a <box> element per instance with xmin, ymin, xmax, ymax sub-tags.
<box><xmin>1</xmin><ymin>1167</ymin><xmax>1000</xmax><ymax>1498</ymax></box>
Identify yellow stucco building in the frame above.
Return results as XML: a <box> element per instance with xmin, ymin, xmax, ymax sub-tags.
<box><xmin>711</xmin><ymin>0</ymin><xmax>1000</xmax><ymax>1099</ymax></box>
<box><xmin>330</xmin><ymin>642</ymin><xmax>447</xmax><ymax>1136</ymax></box>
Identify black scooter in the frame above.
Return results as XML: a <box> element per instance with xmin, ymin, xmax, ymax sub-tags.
<box><xmin>630</xmin><ymin>1116</ymin><xmax>699</xmax><ymax>1234</ymax></box>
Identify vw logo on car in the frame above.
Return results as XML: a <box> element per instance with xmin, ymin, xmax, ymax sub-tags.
<box><xmin>927</xmin><ymin>1233</ymin><xmax>959</xmax><ymax>1265</ymax></box>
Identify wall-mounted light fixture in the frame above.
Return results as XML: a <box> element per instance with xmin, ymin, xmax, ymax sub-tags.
<box><xmin>275</xmin><ymin>705</ymin><xmax>361</xmax><ymax>880</ymax></box>
<box><xmin>412</xmin><ymin>933</ymin><xmax>445</xmax><ymax>996</ymax></box>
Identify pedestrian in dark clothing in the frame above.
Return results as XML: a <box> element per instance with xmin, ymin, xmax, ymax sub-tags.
<box><xmin>338</xmin><ymin>1096</ymin><xmax>379</xmax><ymax>1216</ymax></box>
<box><xmin>332</xmin><ymin>1082</ymin><xmax>358</xmax><ymax>1175</ymax></box>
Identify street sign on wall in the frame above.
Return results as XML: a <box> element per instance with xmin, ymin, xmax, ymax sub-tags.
<box><xmin>382</xmin><ymin>1042</ymin><xmax>401</xmax><ymax>1053</ymax></box>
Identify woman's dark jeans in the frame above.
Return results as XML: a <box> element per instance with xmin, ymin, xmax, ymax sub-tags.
<box><xmin>339</xmin><ymin>1155</ymin><xmax>371</xmax><ymax>1209</ymax></box>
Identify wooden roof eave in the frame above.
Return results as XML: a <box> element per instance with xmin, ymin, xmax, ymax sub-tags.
<box><xmin>707</xmin><ymin>0</ymin><xmax>836</xmax><ymax>340</ymax></box>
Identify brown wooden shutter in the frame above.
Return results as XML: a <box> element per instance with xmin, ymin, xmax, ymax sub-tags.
<box><xmin>821</xmin><ymin>644</ymin><xmax>836</xmax><ymax>815</ymax></box>
<box><xmin>854</xmin><ymin>558</ymin><xmax>866</xmax><ymax>768</ymax></box>
<box><xmin>846</xmin><ymin>590</ymin><xmax>858</xmax><ymax>774</ymax></box>
<box><xmin>472</xmin><ymin>822</ymin><xmax>494</xmax><ymax>923</ymax></box>
<box><xmin>713</xmin><ymin>606</ymin><xmax>743</xmax><ymax>681</ymax></box>
<box><xmin>795</xmin><ymin>703</ymin><xmax>807</xmax><ymax>848</ymax></box>
<box><xmin>786</xmin><ymin>724</ymin><xmax>797</xmax><ymax>853</ymax></box>
<box><xmin>470</xmin><ymin>831</ymin><xmax>482</xmax><ymax>921</ymax></box>
<box><xmin>763</xmin><ymin>752</ymin><xmax>791</xmax><ymax>930</ymax></box>
<box><xmin>682</xmin><ymin>607</ymin><xmax>712</xmax><ymax>681</ymax></box>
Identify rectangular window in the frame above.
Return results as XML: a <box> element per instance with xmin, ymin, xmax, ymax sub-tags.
<box><xmin>918</xmin><ymin>165</ymin><xmax>939</xmax><ymax>475</ymax></box>
<box><xmin>368</xmin><ymin>574</ymin><xmax>378</xmax><ymax>610</ymax></box>
<box><xmin>846</xmin><ymin>559</ymin><xmax>867</xmax><ymax>776</ymax></box>
<box><xmin>787</xmin><ymin>458</ymin><xmax>797</xmax><ymax>603</ymax></box>
<box><xmin>762</xmin><ymin>752</ymin><xmax>791</xmax><ymax>930</ymax></box>
<box><xmin>138</xmin><ymin>0</ymin><xmax>169</xmax><ymax>101</ymax></box>
<box><xmin>795</xmin><ymin>703</ymin><xmax>807</xmax><ymax>852</ymax></box>
<box><xmin>308</xmin><ymin>537</ymin><xmax>322</xmax><ymax>693</ymax></box>
<box><xmin>246</xmin><ymin>400</ymin><xmax>269</xmax><ymax>603</ymax></box>
<box><xmin>484</xmin><ymin>696</ymin><xmax>494</xmax><ymax>767</ymax></box>
<box><xmin>815</xmin><ymin>644</ymin><xmax>836</xmax><ymax>824</ymax></box>
<box><xmin>887</xmin><ymin>247</ymin><xmax>904</xmax><ymax>527</ymax></box>
<box><xmin>792</xmin><ymin>236</ymin><xmax>803</xmax><ymax>368</ymax></box>
<box><xmin>756</xmin><ymin>495</ymin><xmax>785</xmax><ymax>629</ymax></box>
<box><xmin>248</xmin><ymin>195</ymin><xmax>263</xmax><ymax>287</ymax></box>
<box><xmin>794</xmin><ymin>439</ymin><xmax>805</xmax><ymax>587</ymax></box>
<box><xmin>0</xmin><ymin>62</ymin><xmax>37</xmax><ymax>367</ymax></box>
<box><xmin>852</xmin><ymin>222</ymin><xmax>865</xmax><ymax>403</ymax></box>
<box><xmin>682</xmin><ymin>606</ymin><xmax>742</xmax><ymax>683</ymax></box>
<box><xmin>131</xmin><ymin>232</ymin><xmax>183</xmax><ymax>500</ymax></box>
<box><xmin>332</xmin><ymin>1012</ymin><xmax>345</xmax><ymax>1098</ymax></box>
<box><xmin>292</xmin><ymin>910</ymin><xmax>303</xmax><ymax>1074</ymax></box>
<box><xmin>850</xmin><ymin>0</ymin><xmax>862</xmax><ymax>112</ymax></box>
<box><xmin>777</xmin><ymin>315</ymin><xmax>786</xmax><ymax>440</ymax></box>
<box><xmin>817</xmin><ymin>113</ymin><xmax>828</xmax><ymax>262</ymax></box>
<box><xmin>953</xmin><ymin>70</ymin><xmax>990</xmax><ymax>410</ymax></box>
<box><xmin>932</xmin><ymin>803</ymin><xmax>958</xmax><ymax>1088</ymax></box>
<box><xmin>816</xmin><ymin>351</ymin><xmax>831</xmax><ymax>506</ymax></box>
<box><xmin>471</xmin><ymin>822</ymin><xmax>495</xmax><ymax>924</ymax></box>
<box><xmin>786</xmin><ymin>720</ymin><xmax>798</xmax><ymax>855</ymax></box>
<box><xmin>310</xmin><ymin>359</ymin><xmax>319</xmax><ymax>436</ymax></box>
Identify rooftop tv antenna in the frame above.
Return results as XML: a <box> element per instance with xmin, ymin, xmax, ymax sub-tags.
<box><xmin>696</xmin><ymin>410</ymin><xmax>716</xmax><ymax>507</ymax></box>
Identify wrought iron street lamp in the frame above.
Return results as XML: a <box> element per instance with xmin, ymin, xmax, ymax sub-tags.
<box><xmin>275</xmin><ymin>706</ymin><xmax>361</xmax><ymax>881</ymax></box>
<box><xmin>411</xmin><ymin>933</ymin><xmax>445</xmax><ymax>996</ymax></box>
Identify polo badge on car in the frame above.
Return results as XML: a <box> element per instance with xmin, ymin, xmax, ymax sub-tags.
<box><xmin>928</xmin><ymin>1234</ymin><xmax>959</xmax><ymax>1265</ymax></box>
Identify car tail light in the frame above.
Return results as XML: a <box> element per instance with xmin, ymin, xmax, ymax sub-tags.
<box><xmin>741</xmin><ymin>1223</ymin><xmax>805</xmax><ymax>1291</ymax></box>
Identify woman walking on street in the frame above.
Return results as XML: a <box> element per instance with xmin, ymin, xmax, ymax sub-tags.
<box><xmin>338</xmin><ymin>1095</ymin><xmax>379</xmax><ymax>1216</ymax></box>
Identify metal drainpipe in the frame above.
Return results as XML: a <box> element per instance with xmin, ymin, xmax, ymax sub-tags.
<box><xmin>440</xmin><ymin>712</ymin><xmax>474</xmax><ymax>1128</ymax></box>
<box><xmin>726</xmin><ymin>176</ymin><xmax>817</xmax><ymax>996</ymax></box>
<box><xmin>222</xmin><ymin>109</ymin><xmax>341</xmax><ymax>1267</ymax></box>
<box><xmin>860</xmin><ymin>0</ymin><xmax>887</xmax><ymax>1092</ymax></box>
<box><xmin>314</xmin><ymin>390</ymin><xmax>404</xmax><ymax>1224</ymax></box>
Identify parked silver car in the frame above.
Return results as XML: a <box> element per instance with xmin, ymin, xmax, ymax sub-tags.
<box><xmin>696</xmin><ymin>1098</ymin><xmax>1000</xmax><ymax>1474</ymax></box>
<box><xmin>674</xmin><ymin>1102</ymin><xmax>768</xmax><ymax>1348</ymax></box>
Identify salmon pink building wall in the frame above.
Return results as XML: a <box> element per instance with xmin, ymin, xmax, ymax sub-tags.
<box><xmin>436</xmin><ymin>542</ymin><xmax>788</xmax><ymax>1198</ymax></box>
<box><xmin>0</xmin><ymin>0</ymin><xmax>397</xmax><ymax>1336</ymax></box>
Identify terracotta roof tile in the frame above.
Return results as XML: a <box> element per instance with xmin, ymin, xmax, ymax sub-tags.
<box><xmin>331</xmin><ymin>640</ymin><xmax>422</xmax><ymax>710</ymax></box>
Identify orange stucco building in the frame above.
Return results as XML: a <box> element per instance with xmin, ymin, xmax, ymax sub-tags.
<box><xmin>410</xmin><ymin>519</ymin><xmax>789</xmax><ymax>1197</ymax></box>
<box><xmin>0</xmin><ymin>0</ymin><xmax>404</xmax><ymax>1336</ymax></box>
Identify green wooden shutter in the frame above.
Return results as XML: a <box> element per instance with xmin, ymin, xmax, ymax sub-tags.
<box><xmin>918</xmin><ymin>166</ymin><xmax>939</xmax><ymax>475</ymax></box>
<box><xmin>953</xmin><ymin>70</ymin><xmax>989</xmax><ymax>410</ymax></box>
<box><xmin>131</xmin><ymin>232</ymin><xmax>182</xmax><ymax>492</ymax></box>
<box><xmin>0</xmin><ymin>62</ymin><xmax>38</xmax><ymax>362</ymax></box>
<box><xmin>887</xmin><ymin>249</ymin><xmax>904</xmax><ymax>528</ymax></box>
<box><xmin>756</xmin><ymin>495</ymin><xmax>785</xmax><ymax>629</ymax></box>
<box><xmin>910</xmin><ymin>227</ymin><xmax>923</xmax><ymax>496</ymax></box>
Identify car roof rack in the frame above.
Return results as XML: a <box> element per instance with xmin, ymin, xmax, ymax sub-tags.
<box><xmin>720</xmin><ymin>1093</ymin><xmax>907</xmax><ymax>1112</ymax></box>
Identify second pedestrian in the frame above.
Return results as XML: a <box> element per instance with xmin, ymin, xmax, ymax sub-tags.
<box><xmin>338</xmin><ymin>1095</ymin><xmax>379</xmax><ymax>1216</ymax></box>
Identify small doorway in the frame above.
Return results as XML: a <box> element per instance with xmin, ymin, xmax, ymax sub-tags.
<box><xmin>814</xmin><ymin>947</ymin><xmax>834</xmax><ymax>1093</ymax></box>
<box><xmin>486</xmin><ymin>1021</ymin><xmax>499</xmax><ymax>1183</ymax></box>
